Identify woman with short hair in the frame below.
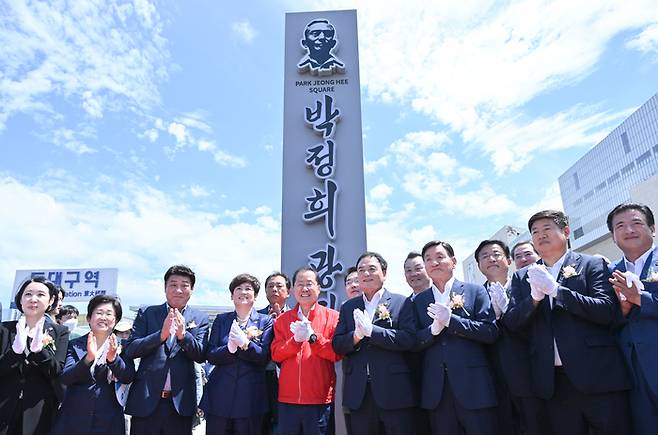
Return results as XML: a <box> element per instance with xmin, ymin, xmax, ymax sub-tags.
<box><xmin>51</xmin><ymin>294</ymin><xmax>135</xmax><ymax>435</ymax></box>
<box><xmin>200</xmin><ymin>273</ymin><xmax>274</xmax><ymax>435</ymax></box>
<box><xmin>0</xmin><ymin>277</ymin><xmax>69</xmax><ymax>435</ymax></box>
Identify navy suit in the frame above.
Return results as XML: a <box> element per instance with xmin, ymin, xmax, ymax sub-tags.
<box><xmin>201</xmin><ymin>309</ymin><xmax>273</xmax><ymax>433</ymax></box>
<box><xmin>52</xmin><ymin>334</ymin><xmax>136</xmax><ymax>435</ymax></box>
<box><xmin>332</xmin><ymin>289</ymin><xmax>416</xmax><ymax>435</ymax></box>
<box><xmin>484</xmin><ymin>282</ymin><xmax>550</xmax><ymax>435</ymax></box>
<box><xmin>612</xmin><ymin>246</ymin><xmax>658</xmax><ymax>435</ymax></box>
<box><xmin>414</xmin><ymin>281</ymin><xmax>498</xmax><ymax>435</ymax></box>
<box><xmin>503</xmin><ymin>251</ymin><xmax>631</xmax><ymax>435</ymax></box>
<box><xmin>124</xmin><ymin>303</ymin><xmax>209</xmax><ymax>434</ymax></box>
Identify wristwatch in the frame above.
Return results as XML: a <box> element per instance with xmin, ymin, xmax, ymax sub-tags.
<box><xmin>308</xmin><ymin>333</ymin><xmax>317</xmax><ymax>344</ymax></box>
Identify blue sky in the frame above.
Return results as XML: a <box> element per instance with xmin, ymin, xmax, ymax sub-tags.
<box><xmin>1</xmin><ymin>0</ymin><xmax>657</xmax><ymax>313</ymax></box>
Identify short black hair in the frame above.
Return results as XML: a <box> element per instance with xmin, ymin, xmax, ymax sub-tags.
<box><xmin>405</xmin><ymin>252</ymin><xmax>422</xmax><ymax>262</ymax></box>
<box><xmin>528</xmin><ymin>210</ymin><xmax>569</xmax><ymax>231</ymax></box>
<box><xmin>356</xmin><ymin>252</ymin><xmax>388</xmax><ymax>273</ymax></box>
<box><xmin>264</xmin><ymin>272</ymin><xmax>291</xmax><ymax>290</ymax></box>
<box><xmin>343</xmin><ymin>266</ymin><xmax>357</xmax><ymax>285</ymax></box>
<box><xmin>229</xmin><ymin>273</ymin><xmax>261</xmax><ymax>295</ymax></box>
<box><xmin>164</xmin><ymin>265</ymin><xmax>196</xmax><ymax>288</ymax></box>
<box><xmin>56</xmin><ymin>305</ymin><xmax>80</xmax><ymax>321</ymax></box>
<box><xmin>87</xmin><ymin>295</ymin><xmax>123</xmax><ymax>322</ymax></box>
<box><xmin>14</xmin><ymin>276</ymin><xmax>59</xmax><ymax>314</ymax></box>
<box><xmin>421</xmin><ymin>241</ymin><xmax>455</xmax><ymax>259</ymax></box>
<box><xmin>292</xmin><ymin>266</ymin><xmax>320</xmax><ymax>286</ymax></box>
<box><xmin>606</xmin><ymin>202</ymin><xmax>655</xmax><ymax>232</ymax></box>
<box><xmin>474</xmin><ymin>240</ymin><xmax>510</xmax><ymax>263</ymax></box>
<box><xmin>511</xmin><ymin>241</ymin><xmax>537</xmax><ymax>258</ymax></box>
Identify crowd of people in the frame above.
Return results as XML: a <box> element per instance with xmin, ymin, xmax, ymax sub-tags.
<box><xmin>0</xmin><ymin>202</ymin><xmax>656</xmax><ymax>435</ymax></box>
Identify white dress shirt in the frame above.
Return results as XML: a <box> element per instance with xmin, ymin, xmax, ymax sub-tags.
<box><xmin>363</xmin><ymin>288</ymin><xmax>385</xmax><ymax>320</ymax></box>
<box><xmin>624</xmin><ymin>245</ymin><xmax>655</xmax><ymax>277</ymax></box>
<box><xmin>431</xmin><ymin>277</ymin><xmax>454</xmax><ymax>306</ymax></box>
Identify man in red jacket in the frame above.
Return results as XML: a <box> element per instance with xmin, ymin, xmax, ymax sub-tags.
<box><xmin>271</xmin><ymin>266</ymin><xmax>341</xmax><ymax>435</ymax></box>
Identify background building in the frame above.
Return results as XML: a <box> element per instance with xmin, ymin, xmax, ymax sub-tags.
<box><xmin>559</xmin><ymin>93</ymin><xmax>658</xmax><ymax>260</ymax></box>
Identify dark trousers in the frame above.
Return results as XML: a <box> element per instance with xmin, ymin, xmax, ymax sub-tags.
<box><xmin>261</xmin><ymin>369</ymin><xmax>279</xmax><ymax>435</ymax></box>
<box><xmin>277</xmin><ymin>403</ymin><xmax>332</xmax><ymax>435</ymax></box>
<box><xmin>427</xmin><ymin>378</ymin><xmax>497</xmax><ymax>435</ymax></box>
<box><xmin>628</xmin><ymin>350</ymin><xmax>658</xmax><ymax>435</ymax></box>
<box><xmin>516</xmin><ymin>395</ymin><xmax>551</xmax><ymax>435</ymax></box>
<box><xmin>547</xmin><ymin>368</ymin><xmax>631</xmax><ymax>435</ymax></box>
<box><xmin>206</xmin><ymin>414</ymin><xmax>263</xmax><ymax>435</ymax></box>
<box><xmin>130</xmin><ymin>398</ymin><xmax>193</xmax><ymax>435</ymax></box>
<box><xmin>349</xmin><ymin>383</ymin><xmax>415</xmax><ymax>435</ymax></box>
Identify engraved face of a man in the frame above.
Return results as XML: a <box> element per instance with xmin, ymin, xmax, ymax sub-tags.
<box><xmin>303</xmin><ymin>20</ymin><xmax>336</xmax><ymax>60</ymax></box>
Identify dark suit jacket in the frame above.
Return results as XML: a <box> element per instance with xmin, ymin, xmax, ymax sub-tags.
<box><xmin>414</xmin><ymin>280</ymin><xmax>498</xmax><ymax>410</ymax></box>
<box><xmin>483</xmin><ymin>281</ymin><xmax>535</xmax><ymax>398</ymax></box>
<box><xmin>503</xmin><ymin>251</ymin><xmax>631</xmax><ymax>399</ymax></box>
<box><xmin>124</xmin><ymin>303</ymin><xmax>209</xmax><ymax>417</ymax></box>
<box><xmin>0</xmin><ymin>317</ymin><xmax>69</xmax><ymax>435</ymax></box>
<box><xmin>611</xmin><ymin>247</ymin><xmax>658</xmax><ymax>396</ymax></box>
<box><xmin>200</xmin><ymin>309</ymin><xmax>273</xmax><ymax>419</ymax></box>
<box><xmin>51</xmin><ymin>334</ymin><xmax>136</xmax><ymax>435</ymax></box>
<box><xmin>332</xmin><ymin>289</ymin><xmax>416</xmax><ymax>410</ymax></box>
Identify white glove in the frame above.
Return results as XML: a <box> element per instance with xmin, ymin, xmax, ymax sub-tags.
<box><xmin>528</xmin><ymin>264</ymin><xmax>558</xmax><ymax>298</ymax></box>
<box><xmin>12</xmin><ymin>316</ymin><xmax>28</xmax><ymax>354</ymax></box>
<box><xmin>434</xmin><ymin>303</ymin><xmax>451</xmax><ymax>327</ymax></box>
<box><xmin>623</xmin><ymin>271</ymin><xmax>645</xmax><ymax>292</ymax></box>
<box><xmin>227</xmin><ymin>320</ymin><xmax>240</xmax><ymax>353</ymax></box>
<box><xmin>489</xmin><ymin>282</ymin><xmax>509</xmax><ymax>318</ymax></box>
<box><xmin>290</xmin><ymin>321</ymin><xmax>307</xmax><ymax>343</ymax></box>
<box><xmin>352</xmin><ymin>309</ymin><xmax>365</xmax><ymax>340</ymax></box>
<box><xmin>232</xmin><ymin>325</ymin><xmax>249</xmax><ymax>350</ymax></box>
<box><xmin>427</xmin><ymin>304</ymin><xmax>444</xmax><ymax>336</ymax></box>
<box><xmin>358</xmin><ymin>310</ymin><xmax>373</xmax><ymax>337</ymax></box>
<box><xmin>299</xmin><ymin>320</ymin><xmax>314</xmax><ymax>342</ymax></box>
<box><xmin>29</xmin><ymin>317</ymin><xmax>46</xmax><ymax>353</ymax></box>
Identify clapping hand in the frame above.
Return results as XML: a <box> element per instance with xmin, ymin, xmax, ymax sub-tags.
<box><xmin>160</xmin><ymin>309</ymin><xmax>176</xmax><ymax>342</ymax></box>
<box><xmin>227</xmin><ymin>320</ymin><xmax>241</xmax><ymax>353</ymax></box>
<box><xmin>489</xmin><ymin>282</ymin><xmax>509</xmax><ymax>318</ymax></box>
<box><xmin>352</xmin><ymin>309</ymin><xmax>365</xmax><ymax>341</ymax></box>
<box><xmin>528</xmin><ymin>264</ymin><xmax>558</xmax><ymax>299</ymax></box>
<box><xmin>610</xmin><ymin>270</ymin><xmax>643</xmax><ymax>308</ymax></box>
<box><xmin>174</xmin><ymin>309</ymin><xmax>186</xmax><ymax>340</ymax></box>
<box><xmin>85</xmin><ymin>331</ymin><xmax>98</xmax><ymax>364</ymax></box>
<box><xmin>106</xmin><ymin>334</ymin><xmax>120</xmax><ymax>363</ymax></box>
<box><xmin>12</xmin><ymin>316</ymin><xmax>28</xmax><ymax>354</ymax></box>
<box><xmin>290</xmin><ymin>320</ymin><xmax>309</xmax><ymax>342</ymax></box>
<box><xmin>426</xmin><ymin>303</ymin><xmax>445</xmax><ymax>336</ymax></box>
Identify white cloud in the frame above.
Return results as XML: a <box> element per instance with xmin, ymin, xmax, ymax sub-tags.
<box><xmin>369</xmin><ymin>183</ymin><xmax>393</xmax><ymax>201</ymax></box>
<box><xmin>167</xmin><ymin>122</ymin><xmax>188</xmax><ymax>146</ymax></box>
<box><xmin>311</xmin><ymin>0</ymin><xmax>658</xmax><ymax>171</ymax></box>
<box><xmin>518</xmin><ymin>181</ymin><xmax>564</xmax><ymax>222</ymax></box>
<box><xmin>143</xmin><ymin>128</ymin><xmax>159</xmax><ymax>142</ymax></box>
<box><xmin>364</xmin><ymin>155</ymin><xmax>389</xmax><ymax>174</ymax></box>
<box><xmin>214</xmin><ymin>150</ymin><xmax>247</xmax><ymax>168</ymax></box>
<box><xmin>189</xmin><ymin>185</ymin><xmax>210</xmax><ymax>198</ymax></box>
<box><xmin>0</xmin><ymin>0</ymin><xmax>169</xmax><ymax>131</ymax></box>
<box><xmin>627</xmin><ymin>23</ymin><xmax>658</xmax><ymax>58</ymax></box>
<box><xmin>51</xmin><ymin>128</ymin><xmax>96</xmax><ymax>155</ymax></box>
<box><xmin>477</xmin><ymin>105</ymin><xmax>632</xmax><ymax>174</ymax></box>
<box><xmin>402</xmin><ymin>173</ymin><xmax>517</xmax><ymax>217</ymax></box>
<box><xmin>232</xmin><ymin>20</ymin><xmax>257</xmax><ymax>44</ymax></box>
<box><xmin>223</xmin><ymin>207</ymin><xmax>249</xmax><ymax>220</ymax></box>
<box><xmin>254</xmin><ymin>206</ymin><xmax>272</xmax><ymax>215</ymax></box>
<box><xmin>0</xmin><ymin>174</ymin><xmax>280</xmax><ymax>310</ymax></box>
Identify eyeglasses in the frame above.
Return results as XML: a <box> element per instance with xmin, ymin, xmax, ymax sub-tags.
<box><xmin>93</xmin><ymin>310</ymin><xmax>115</xmax><ymax>319</ymax></box>
<box><xmin>478</xmin><ymin>253</ymin><xmax>505</xmax><ymax>261</ymax></box>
